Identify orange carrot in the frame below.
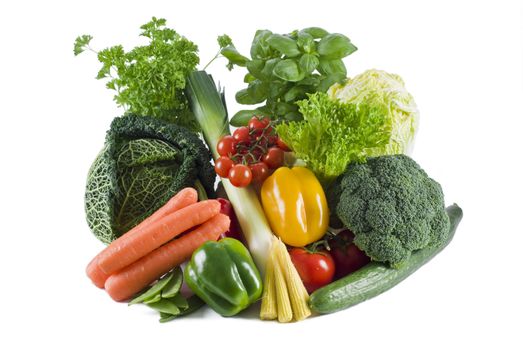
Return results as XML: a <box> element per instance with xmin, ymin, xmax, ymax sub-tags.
<box><xmin>129</xmin><ymin>187</ymin><xmax>198</xmax><ymax>230</ymax></box>
<box><xmin>98</xmin><ymin>199</ymin><xmax>221</xmax><ymax>275</ymax></box>
<box><xmin>86</xmin><ymin>256</ymin><xmax>109</xmax><ymax>289</ymax></box>
<box><xmin>105</xmin><ymin>213</ymin><xmax>231</xmax><ymax>301</ymax></box>
<box><xmin>86</xmin><ymin>188</ymin><xmax>198</xmax><ymax>288</ymax></box>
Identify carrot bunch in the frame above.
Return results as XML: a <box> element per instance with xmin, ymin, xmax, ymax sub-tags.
<box><xmin>86</xmin><ymin>188</ymin><xmax>230</xmax><ymax>301</ymax></box>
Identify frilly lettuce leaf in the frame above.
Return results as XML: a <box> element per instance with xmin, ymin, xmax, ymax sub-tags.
<box><xmin>276</xmin><ymin>69</ymin><xmax>419</xmax><ymax>184</ymax></box>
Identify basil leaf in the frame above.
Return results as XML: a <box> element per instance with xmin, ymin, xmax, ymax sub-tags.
<box><xmin>317</xmin><ymin>33</ymin><xmax>357</xmax><ymax>59</ymax></box>
<box><xmin>297</xmin><ymin>75</ymin><xmax>321</xmax><ymax>87</ymax></box>
<box><xmin>247</xmin><ymin>80</ymin><xmax>269</xmax><ymax>103</ymax></box>
<box><xmin>128</xmin><ymin>271</ymin><xmax>174</xmax><ymax>305</ymax></box>
<box><xmin>250</xmin><ymin>30</ymin><xmax>273</xmax><ymax>59</ymax></box>
<box><xmin>244</xmin><ymin>73</ymin><xmax>256</xmax><ymax>83</ymax></box>
<box><xmin>261</xmin><ymin>58</ymin><xmax>281</xmax><ymax>80</ymax></box>
<box><xmin>273</xmin><ymin>59</ymin><xmax>304</xmax><ymax>82</ymax></box>
<box><xmin>235</xmin><ymin>88</ymin><xmax>259</xmax><ymax>105</ymax></box>
<box><xmin>317</xmin><ymin>73</ymin><xmax>347</xmax><ymax>92</ymax></box>
<box><xmin>299</xmin><ymin>54</ymin><xmax>319</xmax><ymax>75</ymax></box>
<box><xmin>230</xmin><ymin>110</ymin><xmax>260</xmax><ymax>127</ymax></box>
<box><xmin>268</xmin><ymin>80</ymin><xmax>288</xmax><ymax>98</ymax></box>
<box><xmin>318</xmin><ymin>59</ymin><xmax>347</xmax><ymax>76</ymax></box>
<box><xmin>284</xmin><ymin>86</ymin><xmax>307</xmax><ymax>102</ymax></box>
<box><xmin>246</xmin><ymin>59</ymin><xmax>265</xmax><ymax>79</ymax></box>
<box><xmin>297</xmin><ymin>32</ymin><xmax>315</xmax><ymax>53</ymax></box>
<box><xmin>284</xmin><ymin>111</ymin><xmax>303</xmax><ymax>121</ymax></box>
<box><xmin>161</xmin><ymin>267</ymin><xmax>183</xmax><ymax>298</ymax></box>
<box><xmin>267</xmin><ymin>34</ymin><xmax>300</xmax><ymax>57</ymax></box>
<box><xmin>276</xmin><ymin>101</ymin><xmax>299</xmax><ymax>115</ymax></box>
<box><xmin>300</xmin><ymin>27</ymin><xmax>329</xmax><ymax>39</ymax></box>
<box><xmin>221</xmin><ymin>46</ymin><xmax>249</xmax><ymax>66</ymax></box>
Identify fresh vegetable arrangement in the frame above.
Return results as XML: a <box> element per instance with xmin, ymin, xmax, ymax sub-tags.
<box><xmin>76</xmin><ymin>18</ymin><xmax>462</xmax><ymax>323</ymax></box>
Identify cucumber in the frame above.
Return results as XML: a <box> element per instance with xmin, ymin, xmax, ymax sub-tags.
<box><xmin>309</xmin><ymin>204</ymin><xmax>463</xmax><ymax>314</ymax></box>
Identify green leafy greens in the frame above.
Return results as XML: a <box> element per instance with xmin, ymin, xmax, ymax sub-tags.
<box><xmin>74</xmin><ymin>17</ymin><xmax>200</xmax><ymax>130</ymax></box>
<box><xmin>276</xmin><ymin>92</ymin><xmax>392</xmax><ymax>185</ymax></box>
<box><xmin>328</xmin><ymin>69</ymin><xmax>419</xmax><ymax>155</ymax></box>
<box><xmin>214</xmin><ymin>28</ymin><xmax>357</xmax><ymax>125</ymax></box>
<box><xmin>85</xmin><ymin>115</ymin><xmax>216</xmax><ymax>244</ymax></box>
<box><xmin>276</xmin><ymin>69</ymin><xmax>419</xmax><ymax>185</ymax></box>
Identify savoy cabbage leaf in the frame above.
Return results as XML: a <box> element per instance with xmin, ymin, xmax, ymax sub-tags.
<box><xmin>85</xmin><ymin>116</ymin><xmax>215</xmax><ymax>244</ymax></box>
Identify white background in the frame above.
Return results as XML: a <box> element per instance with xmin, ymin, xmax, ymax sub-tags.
<box><xmin>1</xmin><ymin>0</ymin><xmax>522</xmax><ymax>349</ymax></box>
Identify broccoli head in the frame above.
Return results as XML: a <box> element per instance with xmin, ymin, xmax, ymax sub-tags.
<box><xmin>335</xmin><ymin>154</ymin><xmax>450</xmax><ymax>267</ymax></box>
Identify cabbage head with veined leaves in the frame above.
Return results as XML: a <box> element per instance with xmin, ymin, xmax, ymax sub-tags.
<box><xmin>85</xmin><ymin>115</ymin><xmax>216</xmax><ymax>244</ymax></box>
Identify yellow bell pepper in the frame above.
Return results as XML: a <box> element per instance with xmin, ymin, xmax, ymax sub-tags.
<box><xmin>261</xmin><ymin>167</ymin><xmax>329</xmax><ymax>247</ymax></box>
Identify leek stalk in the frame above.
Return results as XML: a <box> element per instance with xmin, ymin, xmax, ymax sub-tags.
<box><xmin>185</xmin><ymin>71</ymin><xmax>272</xmax><ymax>275</ymax></box>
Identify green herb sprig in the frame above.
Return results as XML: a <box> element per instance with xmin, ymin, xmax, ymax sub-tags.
<box><xmin>213</xmin><ymin>28</ymin><xmax>357</xmax><ymax>125</ymax></box>
<box><xmin>74</xmin><ymin>17</ymin><xmax>200</xmax><ymax>131</ymax></box>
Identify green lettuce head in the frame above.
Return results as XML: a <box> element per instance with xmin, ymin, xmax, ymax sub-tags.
<box><xmin>328</xmin><ymin>69</ymin><xmax>419</xmax><ymax>156</ymax></box>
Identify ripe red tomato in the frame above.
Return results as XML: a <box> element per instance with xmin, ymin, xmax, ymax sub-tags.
<box><xmin>217</xmin><ymin>135</ymin><xmax>236</xmax><ymax>157</ymax></box>
<box><xmin>228</xmin><ymin>164</ymin><xmax>252</xmax><ymax>187</ymax></box>
<box><xmin>262</xmin><ymin>147</ymin><xmax>284</xmax><ymax>169</ymax></box>
<box><xmin>214</xmin><ymin>156</ymin><xmax>234</xmax><ymax>178</ymax></box>
<box><xmin>276</xmin><ymin>137</ymin><xmax>291</xmax><ymax>151</ymax></box>
<box><xmin>248</xmin><ymin>116</ymin><xmax>271</xmax><ymax>131</ymax></box>
<box><xmin>233</xmin><ymin>126</ymin><xmax>250</xmax><ymax>144</ymax></box>
<box><xmin>289</xmin><ymin>248</ymin><xmax>335</xmax><ymax>293</ymax></box>
<box><xmin>330</xmin><ymin>230</ymin><xmax>371</xmax><ymax>279</ymax></box>
<box><xmin>250</xmin><ymin>162</ymin><xmax>270</xmax><ymax>184</ymax></box>
<box><xmin>248</xmin><ymin>116</ymin><xmax>266</xmax><ymax>131</ymax></box>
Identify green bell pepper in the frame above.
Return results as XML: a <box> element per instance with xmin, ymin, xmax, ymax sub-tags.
<box><xmin>185</xmin><ymin>238</ymin><xmax>263</xmax><ymax>316</ymax></box>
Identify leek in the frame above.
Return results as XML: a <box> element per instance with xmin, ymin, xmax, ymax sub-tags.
<box><xmin>185</xmin><ymin>71</ymin><xmax>272</xmax><ymax>275</ymax></box>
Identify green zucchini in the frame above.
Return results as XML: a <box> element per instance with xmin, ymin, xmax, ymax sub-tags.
<box><xmin>309</xmin><ymin>204</ymin><xmax>463</xmax><ymax>314</ymax></box>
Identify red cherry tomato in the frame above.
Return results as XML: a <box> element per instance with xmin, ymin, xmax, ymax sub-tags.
<box><xmin>276</xmin><ymin>137</ymin><xmax>291</xmax><ymax>151</ymax></box>
<box><xmin>250</xmin><ymin>162</ymin><xmax>270</xmax><ymax>184</ymax></box>
<box><xmin>228</xmin><ymin>164</ymin><xmax>252</xmax><ymax>187</ymax></box>
<box><xmin>260</xmin><ymin>117</ymin><xmax>271</xmax><ymax>127</ymax></box>
<box><xmin>214</xmin><ymin>156</ymin><xmax>234</xmax><ymax>178</ymax></box>
<box><xmin>248</xmin><ymin>117</ymin><xmax>266</xmax><ymax>131</ymax></box>
<box><xmin>266</xmin><ymin>132</ymin><xmax>278</xmax><ymax>146</ymax></box>
<box><xmin>233</xmin><ymin>126</ymin><xmax>250</xmax><ymax>144</ymax></box>
<box><xmin>329</xmin><ymin>230</ymin><xmax>371</xmax><ymax>279</ymax></box>
<box><xmin>217</xmin><ymin>136</ymin><xmax>236</xmax><ymax>157</ymax></box>
<box><xmin>262</xmin><ymin>147</ymin><xmax>284</xmax><ymax>169</ymax></box>
<box><xmin>289</xmin><ymin>248</ymin><xmax>335</xmax><ymax>293</ymax></box>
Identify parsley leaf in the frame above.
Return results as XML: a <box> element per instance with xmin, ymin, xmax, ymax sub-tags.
<box><xmin>73</xmin><ymin>35</ymin><xmax>93</xmax><ymax>56</ymax></box>
<box><xmin>74</xmin><ymin>18</ymin><xmax>200</xmax><ymax>131</ymax></box>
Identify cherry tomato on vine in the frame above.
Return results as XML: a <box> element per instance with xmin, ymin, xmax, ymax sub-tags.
<box><xmin>289</xmin><ymin>248</ymin><xmax>335</xmax><ymax>293</ymax></box>
<box><xmin>276</xmin><ymin>137</ymin><xmax>291</xmax><ymax>151</ymax></box>
<box><xmin>266</xmin><ymin>132</ymin><xmax>278</xmax><ymax>146</ymax></box>
<box><xmin>248</xmin><ymin>117</ymin><xmax>266</xmax><ymax>131</ymax></box>
<box><xmin>217</xmin><ymin>135</ymin><xmax>236</xmax><ymax>157</ymax></box>
<box><xmin>262</xmin><ymin>147</ymin><xmax>284</xmax><ymax>169</ymax></box>
<box><xmin>250</xmin><ymin>162</ymin><xmax>270</xmax><ymax>184</ymax></box>
<box><xmin>260</xmin><ymin>117</ymin><xmax>271</xmax><ymax>127</ymax></box>
<box><xmin>214</xmin><ymin>156</ymin><xmax>234</xmax><ymax>178</ymax></box>
<box><xmin>228</xmin><ymin>164</ymin><xmax>252</xmax><ymax>187</ymax></box>
<box><xmin>233</xmin><ymin>126</ymin><xmax>250</xmax><ymax>144</ymax></box>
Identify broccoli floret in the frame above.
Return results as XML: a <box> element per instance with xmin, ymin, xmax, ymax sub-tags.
<box><xmin>335</xmin><ymin>154</ymin><xmax>450</xmax><ymax>267</ymax></box>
